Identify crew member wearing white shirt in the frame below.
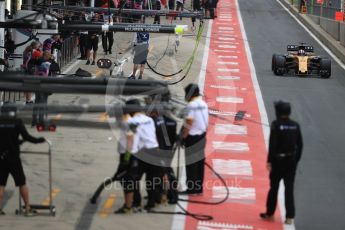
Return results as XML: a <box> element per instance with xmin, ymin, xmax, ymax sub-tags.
<box><xmin>115</xmin><ymin>99</ymin><xmax>160</xmax><ymax>213</ymax></box>
<box><xmin>181</xmin><ymin>84</ymin><xmax>208</xmax><ymax>195</ymax></box>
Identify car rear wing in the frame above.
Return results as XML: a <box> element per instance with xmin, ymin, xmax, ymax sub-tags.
<box><xmin>287</xmin><ymin>45</ymin><xmax>314</xmax><ymax>52</ymax></box>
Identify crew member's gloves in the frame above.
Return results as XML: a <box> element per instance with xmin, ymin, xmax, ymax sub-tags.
<box><xmin>124</xmin><ymin>151</ymin><xmax>132</xmax><ymax>165</ymax></box>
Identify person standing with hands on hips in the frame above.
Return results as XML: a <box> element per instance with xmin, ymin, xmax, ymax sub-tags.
<box><xmin>260</xmin><ymin>101</ymin><xmax>303</xmax><ymax>225</ymax></box>
<box><xmin>180</xmin><ymin>84</ymin><xmax>208</xmax><ymax>195</ymax></box>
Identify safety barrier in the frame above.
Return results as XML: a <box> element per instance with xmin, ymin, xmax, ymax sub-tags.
<box><xmin>58</xmin><ymin>35</ymin><xmax>80</xmax><ymax>69</ymax></box>
<box><xmin>292</xmin><ymin>0</ymin><xmax>343</xmax><ymax>20</ymax></box>
<box><xmin>320</xmin><ymin>17</ymin><xmax>340</xmax><ymax>40</ymax></box>
<box><xmin>340</xmin><ymin>22</ymin><xmax>345</xmax><ymax>47</ymax></box>
<box><xmin>1</xmin><ymin>35</ymin><xmax>80</xmax><ymax>103</ymax></box>
<box><xmin>0</xmin><ymin>91</ymin><xmax>23</xmax><ymax>103</ymax></box>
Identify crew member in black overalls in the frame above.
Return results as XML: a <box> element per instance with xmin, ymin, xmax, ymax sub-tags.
<box><xmin>0</xmin><ymin>104</ymin><xmax>45</xmax><ymax>216</ymax></box>
<box><xmin>181</xmin><ymin>84</ymin><xmax>208</xmax><ymax>195</ymax></box>
<box><xmin>147</xmin><ymin>98</ymin><xmax>178</xmax><ymax>204</ymax></box>
<box><xmin>260</xmin><ymin>101</ymin><xmax>303</xmax><ymax>225</ymax></box>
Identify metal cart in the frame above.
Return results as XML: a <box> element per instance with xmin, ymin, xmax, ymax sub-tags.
<box><xmin>15</xmin><ymin>139</ymin><xmax>56</xmax><ymax>216</ymax></box>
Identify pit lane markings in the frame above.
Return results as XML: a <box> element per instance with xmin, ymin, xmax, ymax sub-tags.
<box><xmin>217</xmin><ymin>76</ymin><xmax>240</xmax><ymax>80</ymax></box>
<box><xmin>217</xmin><ymin>61</ymin><xmax>239</xmax><ymax>65</ymax></box>
<box><xmin>219</xmin><ymin>34</ymin><xmax>238</xmax><ymax>37</ymax></box>
<box><xmin>214</xmin><ymin>124</ymin><xmax>248</xmax><ymax>135</ymax></box>
<box><xmin>218</xmin><ymin>55</ymin><xmax>238</xmax><ymax>59</ymax></box>
<box><xmin>197</xmin><ymin>221</ymin><xmax>253</xmax><ymax>230</ymax></box>
<box><xmin>214</xmin><ymin>41</ymin><xmax>239</xmax><ymax>45</ymax></box>
<box><xmin>209</xmin><ymin>85</ymin><xmax>246</xmax><ymax>90</ymax></box>
<box><xmin>214</xmin><ymin>50</ymin><xmax>240</xmax><ymax>53</ymax></box>
<box><xmin>217</xmin><ymin>45</ymin><xmax>237</xmax><ymax>49</ymax></box>
<box><xmin>41</xmin><ymin>188</ymin><xmax>61</xmax><ymax>206</ymax></box>
<box><xmin>212</xmin><ymin>141</ymin><xmax>250</xmax><ymax>152</ymax></box>
<box><xmin>216</xmin><ymin>96</ymin><xmax>243</xmax><ymax>103</ymax></box>
<box><xmin>217</xmin><ymin>37</ymin><xmax>236</xmax><ymax>40</ymax></box>
<box><xmin>218</xmin><ymin>30</ymin><xmax>235</xmax><ymax>34</ymax></box>
<box><xmin>212</xmin><ymin>159</ymin><xmax>252</xmax><ymax>177</ymax></box>
<box><xmin>99</xmin><ymin>193</ymin><xmax>117</xmax><ymax>218</ymax></box>
<box><xmin>213</xmin><ymin>186</ymin><xmax>256</xmax><ymax>203</ymax></box>
<box><xmin>217</xmin><ymin>68</ymin><xmax>240</xmax><ymax>72</ymax></box>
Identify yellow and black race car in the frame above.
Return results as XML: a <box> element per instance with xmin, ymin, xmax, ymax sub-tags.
<box><xmin>271</xmin><ymin>43</ymin><xmax>331</xmax><ymax>78</ymax></box>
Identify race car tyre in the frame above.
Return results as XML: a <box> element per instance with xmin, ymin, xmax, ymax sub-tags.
<box><xmin>319</xmin><ymin>58</ymin><xmax>331</xmax><ymax>78</ymax></box>
<box><xmin>273</xmin><ymin>55</ymin><xmax>285</xmax><ymax>76</ymax></box>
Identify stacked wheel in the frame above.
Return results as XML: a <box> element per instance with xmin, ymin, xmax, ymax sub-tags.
<box><xmin>272</xmin><ymin>54</ymin><xmax>286</xmax><ymax>76</ymax></box>
<box><xmin>319</xmin><ymin>58</ymin><xmax>331</xmax><ymax>78</ymax></box>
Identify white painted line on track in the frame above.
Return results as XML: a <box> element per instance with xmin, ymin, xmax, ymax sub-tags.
<box><xmin>214</xmin><ymin>41</ymin><xmax>239</xmax><ymax>45</ymax></box>
<box><xmin>217</xmin><ymin>68</ymin><xmax>240</xmax><ymax>72</ymax></box>
<box><xmin>215</xmin><ymin>124</ymin><xmax>248</xmax><ymax>135</ymax></box>
<box><xmin>218</xmin><ymin>55</ymin><xmax>238</xmax><ymax>59</ymax></box>
<box><xmin>217</xmin><ymin>76</ymin><xmax>240</xmax><ymax>80</ymax></box>
<box><xmin>218</xmin><ymin>37</ymin><xmax>236</xmax><ymax>40</ymax></box>
<box><xmin>218</xmin><ymin>45</ymin><xmax>237</xmax><ymax>49</ymax></box>
<box><xmin>217</xmin><ymin>61</ymin><xmax>239</xmax><ymax>65</ymax></box>
<box><xmin>213</xmin><ymin>186</ymin><xmax>256</xmax><ymax>202</ymax></box>
<box><xmin>212</xmin><ymin>141</ymin><xmax>250</xmax><ymax>152</ymax></box>
<box><xmin>198</xmin><ymin>20</ymin><xmax>213</xmax><ymax>95</ymax></box>
<box><xmin>212</xmin><ymin>159</ymin><xmax>252</xmax><ymax>176</ymax></box>
<box><xmin>218</xmin><ymin>31</ymin><xmax>235</xmax><ymax>34</ymax></box>
<box><xmin>198</xmin><ymin>221</ymin><xmax>254</xmax><ymax>230</ymax></box>
<box><xmin>216</xmin><ymin>96</ymin><xmax>243</xmax><ymax>103</ymax></box>
<box><xmin>210</xmin><ymin>85</ymin><xmax>239</xmax><ymax>90</ymax></box>
<box><xmin>214</xmin><ymin>50</ymin><xmax>239</xmax><ymax>53</ymax></box>
<box><xmin>219</xmin><ymin>27</ymin><xmax>234</xmax><ymax>30</ymax></box>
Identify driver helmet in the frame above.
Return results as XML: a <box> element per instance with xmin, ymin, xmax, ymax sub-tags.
<box><xmin>298</xmin><ymin>49</ymin><xmax>305</xmax><ymax>56</ymax></box>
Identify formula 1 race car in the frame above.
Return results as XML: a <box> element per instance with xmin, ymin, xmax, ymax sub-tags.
<box><xmin>271</xmin><ymin>43</ymin><xmax>331</xmax><ymax>78</ymax></box>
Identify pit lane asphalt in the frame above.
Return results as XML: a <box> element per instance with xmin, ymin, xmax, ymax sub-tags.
<box><xmin>239</xmin><ymin>0</ymin><xmax>345</xmax><ymax>229</ymax></box>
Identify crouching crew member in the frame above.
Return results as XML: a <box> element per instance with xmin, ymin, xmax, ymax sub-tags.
<box><xmin>115</xmin><ymin>99</ymin><xmax>160</xmax><ymax>213</ymax></box>
<box><xmin>260</xmin><ymin>101</ymin><xmax>303</xmax><ymax>225</ymax></box>
<box><xmin>181</xmin><ymin>84</ymin><xmax>208</xmax><ymax>195</ymax></box>
<box><xmin>0</xmin><ymin>104</ymin><xmax>45</xmax><ymax>216</ymax></box>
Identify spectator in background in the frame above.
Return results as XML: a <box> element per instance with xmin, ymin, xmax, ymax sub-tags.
<box><xmin>43</xmin><ymin>35</ymin><xmax>62</xmax><ymax>54</ymax></box>
<box><xmin>153</xmin><ymin>0</ymin><xmax>162</xmax><ymax>24</ymax></box>
<box><xmin>86</xmin><ymin>14</ymin><xmax>101</xmax><ymax>65</ymax></box>
<box><xmin>32</xmin><ymin>51</ymin><xmax>53</xmax><ymax>127</ymax></box>
<box><xmin>101</xmin><ymin>15</ymin><xmax>114</xmax><ymax>55</ymax></box>
<box><xmin>175</xmin><ymin>0</ymin><xmax>184</xmax><ymax>20</ymax></box>
<box><xmin>22</xmin><ymin>41</ymin><xmax>41</xmax><ymax>104</ymax></box>
<box><xmin>192</xmin><ymin>0</ymin><xmax>201</xmax><ymax>28</ymax></box>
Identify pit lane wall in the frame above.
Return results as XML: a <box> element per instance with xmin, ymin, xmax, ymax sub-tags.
<box><xmin>281</xmin><ymin>0</ymin><xmax>345</xmax><ymax>64</ymax></box>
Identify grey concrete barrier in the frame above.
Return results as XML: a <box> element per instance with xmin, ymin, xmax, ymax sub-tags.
<box><xmin>320</xmin><ymin>17</ymin><xmax>340</xmax><ymax>41</ymax></box>
<box><xmin>308</xmin><ymin>14</ymin><xmax>320</xmax><ymax>25</ymax></box>
<box><xmin>340</xmin><ymin>22</ymin><xmax>345</xmax><ymax>47</ymax></box>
